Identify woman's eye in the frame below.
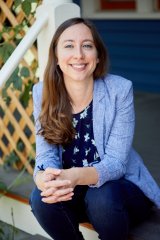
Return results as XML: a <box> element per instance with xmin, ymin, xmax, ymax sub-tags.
<box><xmin>65</xmin><ymin>44</ymin><xmax>73</xmax><ymax>48</ymax></box>
<box><xmin>83</xmin><ymin>44</ymin><xmax>93</xmax><ymax>49</ymax></box>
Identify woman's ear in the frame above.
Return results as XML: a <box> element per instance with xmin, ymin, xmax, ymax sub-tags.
<box><xmin>96</xmin><ymin>58</ymin><xmax>99</xmax><ymax>64</ymax></box>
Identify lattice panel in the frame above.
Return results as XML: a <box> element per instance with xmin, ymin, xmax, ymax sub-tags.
<box><xmin>0</xmin><ymin>0</ymin><xmax>41</xmax><ymax>174</ymax></box>
<box><xmin>0</xmin><ymin>89</ymin><xmax>35</xmax><ymax>174</ymax></box>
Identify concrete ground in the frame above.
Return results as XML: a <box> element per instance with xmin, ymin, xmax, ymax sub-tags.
<box><xmin>133</xmin><ymin>91</ymin><xmax>160</xmax><ymax>186</ymax></box>
<box><xmin>0</xmin><ymin>221</ymin><xmax>49</xmax><ymax>240</ymax></box>
<box><xmin>128</xmin><ymin>91</ymin><xmax>160</xmax><ymax>240</ymax></box>
<box><xmin>0</xmin><ymin>220</ymin><xmax>31</xmax><ymax>240</ymax></box>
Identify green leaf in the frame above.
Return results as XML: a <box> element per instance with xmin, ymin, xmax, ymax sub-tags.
<box><xmin>20</xmin><ymin>80</ymin><xmax>33</xmax><ymax>107</ymax></box>
<box><xmin>17</xmin><ymin>140</ymin><xmax>25</xmax><ymax>152</ymax></box>
<box><xmin>10</xmin><ymin>68</ymin><xmax>22</xmax><ymax>91</ymax></box>
<box><xmin>29</xmin><ymin>0</ymin><xmax>39</xmax><ymax>2</ymax></box>
<box><xmin>1</xmin><ymin>84</ymin><xmax>12</xmax><ymax>104</ymax></box>
<box><xmin>1</xmin><ymin>88</ymin><xmax>11</xmax><ymax>105</ymax></box>
<box><xmin>0</xmin><ymin>43</ymin><xmax>15</xmax><ymax>62</ymax></box>
<box><xmin>4</xmin><ymin>152</ymin><xmax>19</xmax><ymax>168</ymax></box>
<box><xmin>5</xmin><ymin>75</ymin><xmax>15</xmax><ymax>89</ymax></box>
<box><xmin>20</xmin><ymin>66</ymin><xmax>30</xmax><ymax>78</ymax></box>
<box><xmin>6</xmin><ymin>68</ymin><xmax>18</xmax><ymax>87</ymax></box>
<box><xmin>14</xmin><ymin>23</ymin><xmax>23</xmax><ymax>37</ymax></box>
<box><xmin>5</xmin><ymin>68</ymin><xmax>19</xmax><ymax>91</ymax></box>
<box><xmin>4</xmin><ymin>68</ymin><xmax>22</xmax><ymax>92</ymax></box>
<box><xmin>13</xmin><ymin>75</ymin><xmax>22</xmax><ymax>91</ymax></box>
<box><xmin>14</xmin><ymin>0</ymin><xmax>22</xmax><ymax>9</ymax></box>
<box><xmin>1</xmin><ymin>87</ymin><xmax>7</xmax><ymax>99</ymax></box>
<box><xmin>22</xmin><ymin>1</ymin><xmax>32</xmax><ymax>16</ymax></box>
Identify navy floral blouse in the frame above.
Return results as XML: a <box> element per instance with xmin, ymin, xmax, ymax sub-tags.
<box><xmin>62</xmin><ymin>101</ymin><xmax>101</xmax><ymax>169</ymax></box>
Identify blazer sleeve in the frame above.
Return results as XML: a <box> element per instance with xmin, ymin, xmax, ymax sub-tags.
<box><xmin>32</xmin><ymin>83</ymin><xmax>62</xmax><ymax>179</ymax></box>
<box><xmin>91</xmin><ymin>79</ymin><xmax>135</xmax><ymax>187</ymax></box>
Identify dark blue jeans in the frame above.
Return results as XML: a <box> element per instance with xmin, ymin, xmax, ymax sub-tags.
<box><xmin>30</xmin><ymin>178</ymin><xmax>153</xmax><ymax>240</ymax></box>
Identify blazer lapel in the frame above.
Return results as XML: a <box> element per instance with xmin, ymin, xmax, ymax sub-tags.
<box><xmin>93</xmin><ymin>78</ymin><xmax>106</xmax><ymax>158</ymax></box>
<box><xmin>93</xmin><ymin>77</ymin><xmax>114</xmax><ymax>159</ymax></box>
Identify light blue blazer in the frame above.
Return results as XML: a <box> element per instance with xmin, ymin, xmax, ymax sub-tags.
<box><xmin>33</xmin><ymin>74</ymin><xmax>160</xmax><ymax>208</ymax></box>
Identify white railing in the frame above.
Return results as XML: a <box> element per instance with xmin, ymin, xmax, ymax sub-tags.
<box><xmin>0</xmin><ymin>13</ymin><xmax>48</xmax><ymax>88</ymax></box>
<box><xmin>0</xmin><ymin>0</ymin><xmax>80</xmax><ymax>88</ymax></box>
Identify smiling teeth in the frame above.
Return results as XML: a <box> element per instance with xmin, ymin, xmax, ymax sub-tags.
<box><xmin>72</xmin><ymin>64</ymin><xmax>85</xmax><ymax>69</ymax></box>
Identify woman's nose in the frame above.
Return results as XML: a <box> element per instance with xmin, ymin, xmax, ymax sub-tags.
<box><xmin>73</xmin><ymin>46</ymin><xmax>84</xmax><ymax>59</ymax></box>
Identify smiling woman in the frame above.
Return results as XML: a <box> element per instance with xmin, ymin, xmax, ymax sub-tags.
<box><xmin>29</xmin><ymin>17</ymin><xmax>160</xmax><ymax>240</ymax></box>
<box><xmin>56</xmin><ymin>23</ymin><xmax>99</xmax><ymax>90</ymax></box>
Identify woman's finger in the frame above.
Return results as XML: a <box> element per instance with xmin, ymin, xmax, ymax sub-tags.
<box><xmin>41</xmin><ymin>191</ymin><xmax>74</xmax><ymax>204</ymax></box>
<box><xmin>44</xmin><ymin>179</ymin><xmax>71</xmax><ymax>189</ymax></box>
<box><xmin>41</xmin><ymin>187</ymin><xmax>57</xmax><ymax>197</ymax></box>
<box><xmin>43</xmin><ymin>173</ymin><xmax>54</xmax><ymax>182</ymax></box>
<box><xmin>41</xmin><ymin>186</ymin><xmax>73</xmax><ymax>197</ymax></box>
<box><xmin>45</xmin><ymin>168</ymin><xmax>61</xmax><ymax>176</ymax></box>
<box><xmin>54</xmin><ymin>187</ymin><xmax>73</xmax><ymax>197</ymax></box>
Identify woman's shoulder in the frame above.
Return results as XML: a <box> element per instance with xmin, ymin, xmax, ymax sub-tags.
<box><xmin>104</xmin><ymin>73</ymin><xmax>132</xmax><ymax>89</ymax></box>
<box><xmin>32</xmin><ymin>81</ymin><xmax>43</xmax><ymax>100</ymax></box>
<box><xmin>94</xmin><ymin>74</ymin><xmax>133</xmax><ymax>99</ymax></box>
<box><xmin>94</xmin><ymin>74</ymin><xmax>133</xmax><ymax>100</ymax></box>
<box><xmin>100</xmin><ymin>74</ymin><xmax>133</xmax><ymax>97</ymax></box>
<box><xmin>33</xmin><ymin>81</ymin><xmax>43</xmax><ymax>93</ymax></box>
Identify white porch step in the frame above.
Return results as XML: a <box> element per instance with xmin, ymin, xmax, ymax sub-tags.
<box><xmin>0</xmin><ymin>191</ymin><xmax>98</xmax><ymax>240</ymax></box>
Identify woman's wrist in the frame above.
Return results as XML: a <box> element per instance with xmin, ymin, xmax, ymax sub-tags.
<box><xmin>35</xmin><ymin>171</ymin><xmax>44</xmax><ymax>190</ymax></box>
<box><xmin>75</xmin><ymin>167</ymin><xmax>98</xmax><ymax>186</ymax></box>
<box><xmin>35</xmin><ymin>170</ymin><xmax>44</xmax><ymax>181</ymax></box>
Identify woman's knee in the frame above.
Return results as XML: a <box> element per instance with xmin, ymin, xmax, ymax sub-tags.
<box><xmin>30</xmin><ymin>187</ymin><xmax>59</xmax><ymax>218</ymax></box>
<box><xmin>85</xmin><ymin>181</ymin><xmax>129</xmax><ymax>240</ymax></box>
<box><xmin>30</xmin><ymin>187</ymin><xmax>84</xmax><ymax>240</ymax></box>
<box><xmin>85</xmin><ymin>180</ymin><xmax>125</xmax><ymax>215</ymax></box>
<box><xmin>30</xmin><ymin>187</ymin><xmax>43</xmax><ymax>213</ymax></box>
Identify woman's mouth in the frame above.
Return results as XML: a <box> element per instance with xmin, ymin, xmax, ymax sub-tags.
<box><xmin>71</xmin><ymin>63</ymin><xmax>87</xmax><ymax>70</ymax></box>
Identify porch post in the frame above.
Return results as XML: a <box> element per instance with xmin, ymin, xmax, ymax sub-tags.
<box><xmin>36</xmin><ymin>0</ymin><xmax>80</xmax><ymax>81</ymax></box>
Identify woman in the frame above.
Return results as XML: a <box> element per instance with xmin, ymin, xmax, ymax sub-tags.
<box><xmin>30</xmin><ymin>18</ymin><xmax>160</xmax><ymax>240</ymax></box>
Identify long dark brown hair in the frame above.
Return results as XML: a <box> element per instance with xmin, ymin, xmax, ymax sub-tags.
<box><xmin>38</xmin><ymin>17</ymin><xmax>108</xmax><ymax>145</ymax></box>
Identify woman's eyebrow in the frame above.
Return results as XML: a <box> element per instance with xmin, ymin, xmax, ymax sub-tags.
<box><xmin>62</xmin><ymin>40</ymin><xmax>74</xmax><ymax>43</ymax></box>
<box><xmin>83</xmin><ymin>39</ymin><xmax>94</xmax><ymax>42</ymax></box>
<box><xmin>62</xmin><ymin>39</ymin><xmax>94</xmax><ymax>43</ymax></box>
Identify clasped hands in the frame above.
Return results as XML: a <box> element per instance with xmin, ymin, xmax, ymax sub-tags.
<box><xmin>35</xmin><ymin>168</ymin><xmax>78</xmax><ymax>204</ymax></box>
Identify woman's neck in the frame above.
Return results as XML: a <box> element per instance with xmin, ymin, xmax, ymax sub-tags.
<box><xmin>65</xmin><ymin>79</ymin><xmax>94</xmax><ymax>114</ymax></box>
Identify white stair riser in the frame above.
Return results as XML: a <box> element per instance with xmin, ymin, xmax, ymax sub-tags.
<box><xmin>0</xmin><ymin>196</ymin><xmax>98</xmax><ymax>240</ymax></box>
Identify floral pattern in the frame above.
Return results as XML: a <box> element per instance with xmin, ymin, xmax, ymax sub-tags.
<box><xmin>62</xmin><ymin>101</ymin><xmax>100</xmax><ymax>168</ymax></box>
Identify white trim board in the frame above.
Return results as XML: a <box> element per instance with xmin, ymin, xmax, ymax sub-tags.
<box><xmin>0</xmin><ymin>195</ymin><xmax>98</xmax><ymax>240</ymax></box>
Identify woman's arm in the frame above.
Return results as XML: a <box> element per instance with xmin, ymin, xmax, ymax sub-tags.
<box><xmin>40</xmin><ymin>167</ymin><xmax>98</xmax><ymax>204</ymax></box>
<box><xmin>32</xmin><ymin>83</ymin><xmax>62</xmax><ymax>180</ymax></box>
<box><xmin>44</xmin><ymin>166</ymin><xmax>98</xmax><ymax>188</ymax></box>
<box><xmin>92</xmin><ymin>78</ymin><xmax>135</xmax><ymax>187</ymax></box>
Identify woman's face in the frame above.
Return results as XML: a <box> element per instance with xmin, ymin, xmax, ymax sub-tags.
<box><xmin>56</xmin><ymin>23</ymin><xmax>99</xmax><ymax>84</ymax></box>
